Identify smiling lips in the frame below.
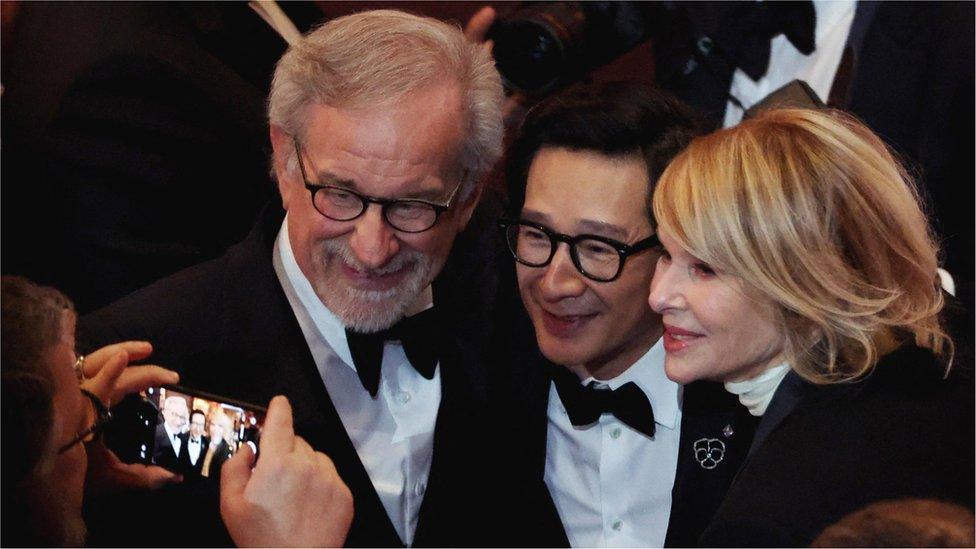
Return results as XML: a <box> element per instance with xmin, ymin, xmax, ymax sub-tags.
<box><xmin>339</xmin><ymin>262</ymin><xmax>409</xmax><ymax>291</ymax></box>
<box><xmin>540</xmin><ymin>309</ymin><xmax>598</xmax><ymax>338</ymax></box>
<box><xmin>663</xmin><ymin>324</ymin><xmax>705</xmax><ymax>353</ymax></box>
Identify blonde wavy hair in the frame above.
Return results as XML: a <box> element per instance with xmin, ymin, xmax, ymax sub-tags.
<box><xmin>653</xmin><ymin>108</ymin><xmax>950</xmax><ymax>384</ymax></box>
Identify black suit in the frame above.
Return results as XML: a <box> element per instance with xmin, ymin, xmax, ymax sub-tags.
<box><xmin>178</xmin><ymin>434</ymin><xmax>211</xmax><ymax>479</ymax></box>
<box><xmin>202</xmin><ymin>439</ymin><xmax>235</xmax><ymax>481</ymax></box>
<box><xmin>81</xmin><ymin>196</ymin><xmax>510</xmax><ymax>547</ymax></box>
<box><xmin>153</xmin><ymin>424</ymin><xmax>183</xmax><ymax>473</ymax></box>
<box><xmin>484</xmin><ymin>282</ymin><xmax>758</xmax><ymax>547</ymax></box>
<box><xmin>699</xmin><ymin>344</ymin><xmax>975</xmax><ymax>546</ymax></box>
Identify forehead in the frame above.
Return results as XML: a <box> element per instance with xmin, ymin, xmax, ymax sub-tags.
<box><xmin>523</xmin><ymin>147</ymin><xmax>651</xmax><ymax>235</ymax></box>
<box><xmin>300</xmin><ymin>85</ymin><xmax>465</xmax><ymax>194</ymax></box>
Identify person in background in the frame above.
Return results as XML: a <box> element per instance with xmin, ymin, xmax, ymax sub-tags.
<box><xmin>648</xmin><ymin>108</ymin><xmax>974</xmax><ymax>546</ymax></box>
<box><xmin>0</xmin><ymin>276</ymin><xmax>353</xmax><ymax>547</ymax></box>
<box><xmin>489</xmin><ymin>81</ymin><xmax>756</xmax><ymax>547</ymax></box>
<box><xmin>811</xmin><ymin>498</ymin><xmax>975</xmax><ymax>547</ymax></box>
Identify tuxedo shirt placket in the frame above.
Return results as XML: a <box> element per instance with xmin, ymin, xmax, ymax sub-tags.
<box><xmin>164</xmin><ymin>424</ymin><xmax>182</xmax><ymax>457</ymax></box>
<box><xmin>544</xmin><ymin>338</ymin><xmax>682</xmax><ymax>547</ymax></box>
<box><xmin>188</xmin><ymin>438</ymin><xmax>203</xmax><ymax>465</ymax></box>
<box><xmin>272</xmin><ymin>219</ymin><xmax>440</xmax><ymax>546</ymax></box>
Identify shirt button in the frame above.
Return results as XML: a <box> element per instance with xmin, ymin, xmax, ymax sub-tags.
<box><xmin>397</xmin><ymin>390</ymin><xmax>411</xmax><ymax>404</ymax></box>
<box><xmin>610</xmin><ymin>427</ymin><xmax>622</xmax><ymax>439</ymax></box>
<box><xmin>611</xmin><ymin>520</ymin><xmax>623</xmax><ymax>532</ymax></box>
<box><xmin>414</xmin><ymin>480</ymin><xmax>426</xmax><ymax>497</ymax></box>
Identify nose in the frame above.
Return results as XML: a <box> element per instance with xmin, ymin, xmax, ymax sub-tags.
<box><xmin>649</xmin><ymin>258</ymin><xmax>684</xmax><ymax>313</ymax></box>
<box><xmin>347</xmin><ymin>204</ymin><xmax>400</xmax><ymax>268</ymax></box>
<box><xmin>538</xmin><ymin>243</ymin><xmax>587</xmax><ymax>301</ymax></box>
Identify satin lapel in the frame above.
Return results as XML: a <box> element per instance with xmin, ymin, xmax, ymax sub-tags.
<box><xmin>664</xmin><ymin>381</ymin><xmax>758</xmax><ymax>547</ymax></box>
<box><xmin>221</xmin><ymin>203</ymin><xmax>404</xmax><ymax>546</ymax></box>
<box><xmin>413</xmin><ymin>266</ymin><xmax>494</xmax><ymax>546</ymax></box>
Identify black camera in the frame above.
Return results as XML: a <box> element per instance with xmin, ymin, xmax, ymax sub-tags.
<box><xmin>487</xmin><ymin>1</ymin><xmax>652</xmax><ymax>96</ymax></box>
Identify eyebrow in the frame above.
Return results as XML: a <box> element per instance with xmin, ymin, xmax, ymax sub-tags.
<box><xmin>520</xmin><ymin>209</ymin><xmax>630</xmax><ymax>241</ymax></box>
<box><xmin>310</xmin><ymin>171</ymin><xmax>449</xmax><ymax>202</ymax></box>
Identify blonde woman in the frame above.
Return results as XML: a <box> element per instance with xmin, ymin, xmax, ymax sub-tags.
<box><xmin>648</xmin><ymin>108</ymin><xmax>973</xmax><ymax>546</ymax></box>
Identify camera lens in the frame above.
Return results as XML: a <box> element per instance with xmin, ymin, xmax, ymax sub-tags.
<box><xmin>488</xmin><ymin>1</ymin><xmax>651</xmax><ymax>96</ymax></box>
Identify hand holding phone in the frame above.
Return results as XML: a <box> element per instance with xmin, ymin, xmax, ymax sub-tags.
<box><xmin>219</xmin><ymin>396</ymin><xmax>353</xmax><ymax>548</ymax></box>
<box><xmin>78</xmin><ymin>341</ymin><xmax>182</xmax><ymax>493</ymax></box>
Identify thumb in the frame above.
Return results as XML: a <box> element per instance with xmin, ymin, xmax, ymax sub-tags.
<box><xmin>220</xmin><ymin>442</ymin><xmax>256</xmax><ymax>502</ymax></box>
<box><xmin>82</xmin><ymin>350</ymin><xmax>129</xmax><ymax>405</ymax></box>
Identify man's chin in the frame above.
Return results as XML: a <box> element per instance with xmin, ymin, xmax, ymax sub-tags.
<box><xmin>319</xmin><ymin>286</ymin><xmax>412</xmax><ymax>333</ymax></box>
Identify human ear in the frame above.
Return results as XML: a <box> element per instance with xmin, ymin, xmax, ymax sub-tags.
<box><xmin>269</xmin><ymin>125</ymin><xmax>296</xmax><ymax>210</ymax></box>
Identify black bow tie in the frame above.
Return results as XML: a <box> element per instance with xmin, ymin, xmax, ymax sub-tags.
<box><xmin>714</xmin><ymin>1</ymin><xmax>816</xmax><ymax>81</ymax></box>
<box><xmin>345</xmin><ymin>308</ymin><xmax>439</xmax><ymax>397</ymax></box>
<box><xmin>552</xmin><ymin>366</ymin><xmax>656</xmax><ymax>438</ymax></box>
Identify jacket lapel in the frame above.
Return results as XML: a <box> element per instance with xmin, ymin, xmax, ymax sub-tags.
<box><xmin>221</xmin><ymin>203</ymin><xmax>405</xmax><ymax>546</ymax></box>
<box><xmin>665</xmin><ymin>381</ymin><xmax>757</xmax><ymax>547</ymax></box>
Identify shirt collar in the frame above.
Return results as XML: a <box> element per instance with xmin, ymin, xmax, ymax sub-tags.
<box><xmin>579</xmin><ymin>337</ymin><xmax>681</xmax><ymax>430</ymax></box>
<box><xmin>164</xmin><ymin>423</ymin><xmax>180</xmax><ymax>440</ymax></box>
<box><xmin>273</xmin><ymin>217</ymin><xmax>358</xmax><ymax>371</ymax></box>
<box><xmin>272</xmin><ymin>216</ymin><xmax>435</xmax><ymax>372</ymax></box>
<box><xmin>813</xmin><ymin>0</ymin><xmax>856</xmax><ymax>45</ymax></box>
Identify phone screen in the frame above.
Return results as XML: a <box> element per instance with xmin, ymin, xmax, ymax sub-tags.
<box><xmin>107</xmin><ymin>385</ymin><xmax>267</xmax><ymax>481</ymax></box>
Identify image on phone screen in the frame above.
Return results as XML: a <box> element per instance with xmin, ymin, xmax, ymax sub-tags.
<box><xmin>133</xmin><ymin>386</ymin><xmax>266</xmax><ymax>480</ymax></box>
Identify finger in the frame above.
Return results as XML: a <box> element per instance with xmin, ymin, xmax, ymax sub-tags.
<box><xmin>82</xmin><ymin>350</ymin><xmax>129</xmax><ymax>405</ymax></box>
<box><xmin>83</xmin><ymin>341</ymin><xmax>152</xmax><ymax>377</ymax></box>
<box><xmin>220</xmin><ymin>441</ymin><xmax>256</xmax><ymax>500</ymax></box>
<box><xmin>113</xmin><ymin>365</ymin><xmax>179</xmax><ymax>400</ymax></box>
<box><xmin>464</xmin><ymin>6</ymin><xmax>496</xmax><ymax>43</ymax></box>
<box><xmin>116</xmin><ymin>463</ymin><xmax>183</xmax><ymax>490</ymax></box>
<box><xmin>257</xmin><ymin>395</ymin><xmax>294</xmax><ymax>462</ymax></box>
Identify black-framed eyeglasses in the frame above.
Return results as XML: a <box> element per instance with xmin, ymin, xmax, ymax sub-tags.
<box><xmin>499</xmin><ymin>219</ymin><xmax>660</xmax><ymax>282</ymax></box>
<box><xmin>293</xmin><ymin>139</ymin><xmax>464</xmax><ymax>233</ymax></box>
<box><xmin>58</xmin><ymin>389</ymin><xmax>112</xmax><ymax>454</ymax></box>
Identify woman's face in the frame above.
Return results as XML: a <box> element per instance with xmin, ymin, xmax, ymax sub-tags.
<box><xmin>648</xmin><ymin>230</ymin><xmax>786</xmax><ymax>384</ymax></box>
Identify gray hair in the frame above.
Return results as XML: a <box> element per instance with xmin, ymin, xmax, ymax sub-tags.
<box><xmin>268</xmin><ymin>9</ymin><xmax>504</xmax><ymax>197</ymax></box>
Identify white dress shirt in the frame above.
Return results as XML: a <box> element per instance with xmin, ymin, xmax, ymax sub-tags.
<box><xmin>723</xmin><ymin>0</ymin><xmax>857</xmax><ymax>127</ymax></box>
<box><xmin>273</xmin><ymin>218</ymin><xmax>441</xmax><ymax>546</ymax></box>
<box><xmin>544</xmin><ymin>338</ymin><xmax>682</xmax><ymax>548</ymax></box>
<box><xmin>163</xmin><ymin>423</ymin><xmax>182</xmax><ymax>457</ymax></box>
<box><xmin>187</xmin><ymin>437</ymin><xmax>203</xmax><ymax>465</ymax></box>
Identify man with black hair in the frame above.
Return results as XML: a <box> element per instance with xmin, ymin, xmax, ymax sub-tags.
<box><xmin>489</xmin><ymin>81</ymin><xmax>757</xmax><ymax>547</ymax></box>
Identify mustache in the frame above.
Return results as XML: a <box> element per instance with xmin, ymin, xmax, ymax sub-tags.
<box><xmin>321</xmin><ymin>239</ymin><xmax>422</xmax><ymax>275</ymax></box>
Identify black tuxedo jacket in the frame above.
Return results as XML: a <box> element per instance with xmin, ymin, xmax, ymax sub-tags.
<box><xmin>699</xmin><ymin>344</ymin><xmax>975</xmax><ymax>546</ymax></box>
<box><xmin>203</xmin><ymin>439</ymin><xmax>235</xmax><ymax>480</ymax></box>
<box><xmin>153</xmin><ymin>424</ymin><xmax>182</xmax><ymax>473</ymax></box>
<box><xmin>177</xmin><ymin>434</ymin><xmax>211</xmax><ymax>479</ymax></box>
<box><xmin>81</xmin><ymin>196</ymin><xmax>511</xmax><ymax>547</ymax></box>
<box><xmin>484</xmin><ymin>284</ymin><xmax>758</xmax><ymax>547</ymax></box>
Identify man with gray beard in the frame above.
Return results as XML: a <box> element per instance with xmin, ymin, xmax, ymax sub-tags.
<box><xmin>81</xmin><ymin>10</ymin><xmax>507</xmax><ymax>547</ymax></box>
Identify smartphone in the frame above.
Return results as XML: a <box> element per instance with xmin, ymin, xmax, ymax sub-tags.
<box><xmin>104</xmin><ymin>385</ymin><xmax>267</xmax><ymax>480</ymax></box>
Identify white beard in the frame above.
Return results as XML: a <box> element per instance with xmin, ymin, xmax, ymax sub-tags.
<box><xmin>312</xmin><ymin>238</ymin><xmax>436</xmax><ymax>333</ymax></box>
